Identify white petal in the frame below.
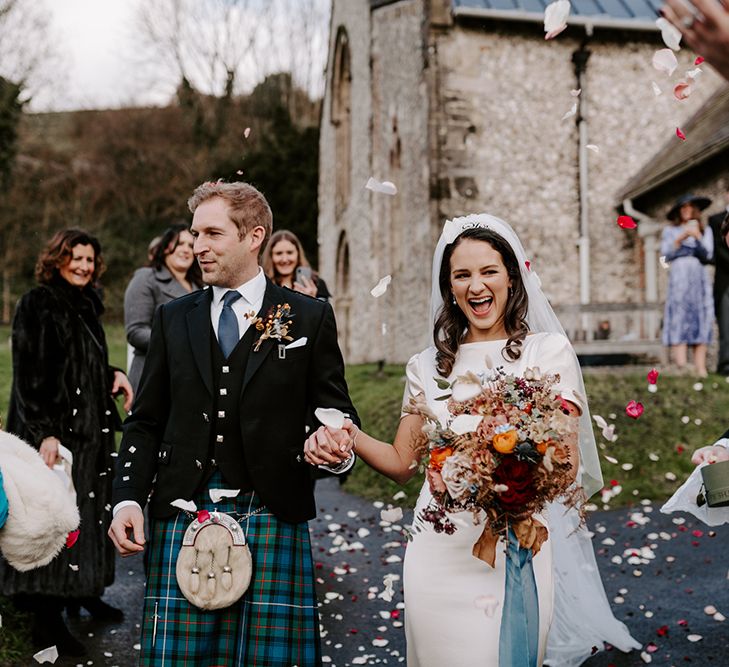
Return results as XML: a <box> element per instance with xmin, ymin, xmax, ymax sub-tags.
<box><xmin>365</xmin><ymin>177</ymin><xmax>397</xmax><ymax>196</ymax></box>
<box><xmin>656</xmin><ymin>18</ymin><xmax>682</xmax><ymax>50</ymax></box>
<box><xmin>652</xmin><ymin>49</ymin><xmax>678</xmax><ymax>76</ymax></box>
<box><xmin>586</xmin><ymin>144</ymin><xmax>599</xmax><ymax>153</ymax></box>
<box><xmin>451</xmin><ymin>379</ymin><xmax>482</xmax><ymax>402</ymax></box>
<box><xmin>687</xmin><ymin>67</ymin><xmax>703</xmax><ymax>79</ymax></box>
<box><xmin>652</xmin><ymin>81</ymin><xmax>662</xmax><ymax>96</ymax></box>
<box><xmin>544</xmin><ymin>0</ymin><xmax>570</xmax><ymax>37</ymax></box>
<box><xmin>315</xmin><ymin>407</ymin><xmax>346</xmax><ymax>429</ymax></box>
<box><xmin>381</xmin><ymin>507</ymin><xmax>403</xmax><ymax>523</ymax></box>
<box><xmin>33</xmin><ymin>646</ymin><xmax>59</xmax><ymax>664</ymax></box>
<box><xmin>170</xmin><ymin>498</ymin><xmax>197</xmax><ymax>512</ymax></box>
<box><xmin>474</xmin><ymin>594</ymin><xmax>500</xmax><ymax>617</ymax></box>
<box><xmin>372</xmin><ymin>638</ymin><xmax>389</xmax><ymax>647</ymax></box>
<box><xmin>209</xmin><ymin>488</ymin><xmax>240</xmax><ymax>503</ymax></box>
<box><xmin>562</xmin><ymin>102</ymin><xmax>577</xmax><ymax>120</ymax></box>
<box><xmin>687</xmin><ymin>634</ymin><xmax>703</xmax><ymax>642</ymax></box>
<box><xmin>370</xmin><ymin>275</ymin><xmax>392</xmax><ymax>298</ymax></box>
<box><xmin>450</xmin><ymin>414</ymin><xmax>483</xmax><ymax>435</ymax></box>
<box><xmin>570</xmin><ymin>88</ymin><xmax>582</xmax><ymax>97</ymax></box>
<box><xmin>593</xmin><ymin>414</ymin><xmax>608</xmax><ymax>429</ymax></box>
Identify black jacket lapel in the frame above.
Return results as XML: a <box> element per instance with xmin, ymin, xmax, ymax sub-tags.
<box><xmin>186</xmin><ymin>288</ymin><xmax>214</xmax><ymax>396</ymax></box>
<box><xmin>242</xmin><ymin>280</ymin><xmax>286</xmax><ymax>391</ymax></box>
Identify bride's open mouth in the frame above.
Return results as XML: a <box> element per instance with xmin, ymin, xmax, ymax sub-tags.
<box><xmin>468</xmin><ymin>295</ymin><xmax>493</xmax><ymax>317</ymax></box>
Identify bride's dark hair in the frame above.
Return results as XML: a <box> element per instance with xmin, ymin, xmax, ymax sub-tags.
<box><xmin>434</xmin><ymin>227</ymin><xmax>529</xmax><ymax>377</ymax></box>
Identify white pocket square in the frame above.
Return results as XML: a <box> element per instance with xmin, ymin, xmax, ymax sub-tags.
<box><xmin>284</xmin><ymin>337</ymin><xmax>308</xmax><ymax>350</ymax></box>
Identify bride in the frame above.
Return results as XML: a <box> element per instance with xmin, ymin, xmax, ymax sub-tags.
<box><xmin>305</xmin><ymin>214</ymin><xmax>640</xmax><ymax>666</ymax></box>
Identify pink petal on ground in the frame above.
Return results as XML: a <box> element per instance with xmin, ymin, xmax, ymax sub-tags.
<box><xmin>694</xmin><ymin>56</ymin><xmax>705</xmax><ymax>65</ymax></box>
<box><xmin>617</xmin><ymin>215</ymin><xmax>637</xmax><ymax>229</ymax></box>
<box><xmin>676</xmin><ymin>127</ymin><xmax>687</xmax><ymax>141</ymax></box>
<box><xmin>647</xmin><ymin>368</ymin><xmax>659</xmax><ymax>384</ymax></box>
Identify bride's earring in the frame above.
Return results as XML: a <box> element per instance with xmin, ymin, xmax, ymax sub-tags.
<box><xmin>452</xmin><ymin>295</ymin><xmax>457</xmax><ymax>305</ymax></box>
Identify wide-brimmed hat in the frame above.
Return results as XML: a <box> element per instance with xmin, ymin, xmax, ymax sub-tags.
<box><xmin>667</xmin><ymin>193</ymin><xmax>712</xmax><ymax>221</ymax></box>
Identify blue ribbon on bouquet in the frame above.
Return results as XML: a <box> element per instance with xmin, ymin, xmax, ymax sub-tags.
<box><xmin>499</xmin><ymin>528</ymin><xmax>539</xmax><ymax>667</ymax></box>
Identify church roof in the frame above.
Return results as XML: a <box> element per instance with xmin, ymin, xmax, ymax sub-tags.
<box><xmin>452</xmin><ymin>0</ymin><xmax>659</xmax><ymax>29</ymax></box>
<box><xmin>618</xmin><ymin>84</ymin><xmax>729</xmax><ymax>203</ymax></box>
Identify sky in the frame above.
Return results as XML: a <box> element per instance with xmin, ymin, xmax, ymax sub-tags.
<box><xmin>39</xmin><ymin>0</ymin><xmax>149</xmax><ymax>111</ymax></box>
<box><xmin>31</xmin><ymin>0</ymin><xmax>330</xmax><ymax>113</ymax></box>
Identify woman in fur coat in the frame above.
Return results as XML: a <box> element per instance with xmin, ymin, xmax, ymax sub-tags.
<box><xmin>0</xmin><ymin>229</ymin><xmax>133</xmax><ymax>657</ymax></box>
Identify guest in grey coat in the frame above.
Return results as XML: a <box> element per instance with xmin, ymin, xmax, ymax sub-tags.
<box><xmin>124</xmin><ymin>223</ymin><xmax>202</xmax><ymax>392</ymax></box>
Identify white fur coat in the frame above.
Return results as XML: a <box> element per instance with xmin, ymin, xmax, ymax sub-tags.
<box><xmin>0</xmin><ymin>430</ymin><xmax>80</xmax><ymax>572</ymax></box>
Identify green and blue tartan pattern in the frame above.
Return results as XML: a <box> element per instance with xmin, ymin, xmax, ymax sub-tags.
<box><xmin>139</xmin><ymin>472</ymin><xmax>321</xmax><ymax>666</ymax></box>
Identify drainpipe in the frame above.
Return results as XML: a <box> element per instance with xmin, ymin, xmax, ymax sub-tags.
<box><xmin>572</xmin><ymin>27</ymin><xmax>592</xmax><ymax>340</ymax></box>
<box><xmin>623</xmin><ymin>197</ymin><xmax>662</xmax><ymax>340</ymax></box>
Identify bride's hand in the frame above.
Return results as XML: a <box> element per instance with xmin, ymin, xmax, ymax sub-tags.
<box><xmin>303</xmin><ymin>425</ymin><xmax>353</xmax><ymax>466</ymax></box>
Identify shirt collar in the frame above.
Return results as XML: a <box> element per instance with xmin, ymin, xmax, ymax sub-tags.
<box><xmin>212</xmin><ymin>267</ymin><xmax>266</xmax><ymax>306</ymax></box>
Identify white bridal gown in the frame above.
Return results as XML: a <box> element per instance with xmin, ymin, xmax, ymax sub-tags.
<box><xmin>403</xmin><ymin>333</ymin><xmax>585</xmax><ymax>667</ymax></box>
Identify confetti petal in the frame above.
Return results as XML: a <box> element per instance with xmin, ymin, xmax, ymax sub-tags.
<box><xmin>370</xmin><ymin>275</ymin><xmax>392</xmax><ymax>298</ymax></box>
<box><xmin>617</xmin><ymin>215</ymin><xmax>637</xmax><ymax>229</ymax></box>
<box><xmin>243</xmin><ymin>127</ymin><xmax>251</xmax><ymax>138</ymax></box>
<box><xmin>474</xmin><ymin>594</ymin><xmax>500</xmax><ymax>617</ymax></box>
<box><xmin>647</xmin><ymin>368</ymin><xmax>659</xmax><ymax>384</ymax></box>
<box><xmin>674</xmin><ymin>81</ymin><xmax>692</xmax><ymax>100</ymax></box>
<box><xmin>676</xmin><ymin>127</ymin><xmax>687</xmax><ymax>141</ymax></box>
<box><xmin>586</xmin><ymin>144</ymin><xmax>599</xmax><ymax>153</ymax></box>
<box><xmin>170</xmin><ymin>498</ymin><xmax>197</xmax><ymax>512</ymax></box>
<box><xmin>315</xmin><ymin>407</ymin><xmax>346</xmax><ymax>429</ymax></box>
<box><xmin>209</xmin><ymin>488</ymin><xmax>240</xmax><ymax>503</ymax></box>
<box><xmin>365</xmin><ymin>177</ymin><xmax>397</xmax><ymax>196</ymax></box>
<box><xmin>625</xmin><ymin>400</ymin><xmax>644</xmax><ymax>419</ymax></box>
<box><xmin>652</xmin><ymin>48</ymin><xmax>678</xmax><ymax>76</ymax></box>
<box><xmin>694</xmin><ymin>56</ymin><xmax>705</xmax><ymax>65</ymax></box>
<box><xmin>450</xmin><ymin>414</ymin><xmax>483</xmax><ymax>435</ymax></box>
<box><xmin>197</xmin><ymin>509</ymin><xmax>210</xmax><ymax>523</ymax></box>
<box><xmin>656</xmin><ymin>17</ymin><xmax>682</xmax><ymax>50</ymax></box>
<box><xmin>380</xmin><ymin>507</ymin><xmax>403</xmax><ymax>523</ymax></box>
<box><xmin>652</xmin><ymin>81</ymin><xmax>662</xmax><ymax>96</ymax></box>
<box><xmin>33</xmin><ymin>646</ymin><xmax>59</xmax><ymax>664</ymax></box>
<box><xmin>544</xmin><ymin>0</ymin><xmax>570</xmax><ymax>39</ymax></box>
<box><xmin>65</xmin><ymin>530</ymin><xmax>80</xmax><ymax>549</ymax></box>
<box><xmin>562</xmin><ymin>102</ymin><xmax>577</xmax><ymax>120</ymax></box>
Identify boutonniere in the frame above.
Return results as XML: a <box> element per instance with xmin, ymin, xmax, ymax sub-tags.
<box><xmin>246</xmin><ymin>303</ymin><xmax>294</xmax><ymax>352</ymax></box>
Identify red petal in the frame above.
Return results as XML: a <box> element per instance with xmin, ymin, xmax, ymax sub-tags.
<box><xmin>525</xmin><ymin>260</ymin><xmax>531</xmax><ymax>271</ymax></box>
<box><xmin>694</xmin><ymin>56</ymin><xmax>705</xmax><ymax>65</ymax></box>
<box><xmin>66</xmin><ymin>529</ymin><xmax>80</xmax><ymax>548</ymax></box>
<box><xmin>676</xmin><ymin>127</ymin><xmax>687</xmax><ymax>141</ymax></box>
<box><xmin>197</xmin><ymin>509</ymin><xmax>211</xmax><ymax>523</ymax></box>
<box><xmin>617</xmin><ymin>215</ymin><xmax>637</xmax><ymax>229</ymax></box>
<box><xmin>647</xmin><ymin>368</ymin><xmax>659</xmax><ymax>384</ymax></box>
<box><xmin>625</xmin><ymin>400</ymin><xmax>644</xmax><ymax>419</ymax></box>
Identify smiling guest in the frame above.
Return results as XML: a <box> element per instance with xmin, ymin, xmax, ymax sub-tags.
<box><xmin>262</xmin><ymin>229</ymin><xmax>331</xmax><ymax>301</ymax></box>
<box><xmin>124</xmin><ymin>223</ymin><xmax>202</xmax><ymax>393</ymax></box>
<box><xmin>0</xmin><ymin>229</ymin><xmax>133</xmax><ymax>657</ymax></box>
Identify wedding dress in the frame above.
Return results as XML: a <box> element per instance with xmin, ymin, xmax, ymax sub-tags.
<box><xmin>401</xmin><ymin>214</ymin><xmax>640</xmax><ymax>667</ymax></box>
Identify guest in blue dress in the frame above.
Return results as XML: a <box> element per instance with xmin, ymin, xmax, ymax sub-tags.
<box><xmin>661</xmin><ymin>193</ymin><xmax>714</xmax><ymax>377</ymax></box>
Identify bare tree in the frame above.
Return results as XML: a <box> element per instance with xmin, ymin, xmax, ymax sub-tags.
<box><xmin>0</xmin><ymin>0</ymin><xmax>64</xmax><ymax>103</ymax></box>
<box><xmin>130</xmin><ymin>0</ymin><xmax>330</xmax><ymax>103</ymax></box>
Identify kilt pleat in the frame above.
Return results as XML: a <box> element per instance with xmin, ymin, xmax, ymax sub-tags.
<box><xmin>140</xmin><ymin>472</ymin><xmax>321</xmax><ymax>667</ymax></box>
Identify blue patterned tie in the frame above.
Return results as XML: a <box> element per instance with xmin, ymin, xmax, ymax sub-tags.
<box><xmin>218</xmin><ymin>290</ymin><xmax>242</xmax><ymax>358</ymax></box>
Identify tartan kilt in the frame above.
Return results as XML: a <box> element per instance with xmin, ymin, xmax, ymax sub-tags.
<box><xmin>140</xmin><ymin>471</ymin><xmax>321</xmax><ymax>667</ymax></box>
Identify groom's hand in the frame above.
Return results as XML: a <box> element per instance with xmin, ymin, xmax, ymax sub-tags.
<box><xmin>304</xmin><ymin>425</ymin><xmax>353</xmax><ymax>466</ymax></box>
<box><xmin>108</xmin><ymin>505</ymin><xmax>146</xmax><ymax>556</ymax></box>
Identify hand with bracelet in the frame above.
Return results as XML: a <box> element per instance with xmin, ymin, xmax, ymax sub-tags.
<box><xmin>303</xmin><ymin>418</ymin><xmax>358</xmax><ymax>467</ymax></box>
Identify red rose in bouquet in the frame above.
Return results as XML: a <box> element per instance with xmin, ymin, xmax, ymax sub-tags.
<box><xmin>492</xmin><ymin>456</ymin><xmax>536</xmax><ymax>510</ymax></box>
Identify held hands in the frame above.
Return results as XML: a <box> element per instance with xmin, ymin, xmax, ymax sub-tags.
<box><xmin>691</xmin><ymin>445</ymin><xmax>729</xmax><ymax>465</ymax></box>
<box><xmin>112</xmin><ymin>370</ymin><xmax>134</xmax><ymax>413</ymax></box>
<box><xmin>108</xmin><ymin>505</ymin><xmax>146</xmax><ymax>557</ymax></box>
<box><xmin>39</xmin><ymin>436</ymin><xmax>61</xmax><ymax>468</ymax></box>
<box><xmin>303</xmin><ymin>418</ymin><xmax>357</xmax><ymax>466</ymax></box>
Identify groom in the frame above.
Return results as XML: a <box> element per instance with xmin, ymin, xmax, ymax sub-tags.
<box><xmin>108</xmin><ymin>181</ymin><xmax>358</xmax><ymax>666</ymax></box>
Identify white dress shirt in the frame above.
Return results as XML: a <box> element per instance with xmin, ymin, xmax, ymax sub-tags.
<box><xmin>210</xmin><ymin>268</ymin><xmax>267</xmax><ymax>341</ymax></box>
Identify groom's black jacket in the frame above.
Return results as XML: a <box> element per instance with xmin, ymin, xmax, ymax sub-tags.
<box><xmin>112</xmin><ymin>279</ymin><xmax>359</xmax><ymax>523</ymax></box>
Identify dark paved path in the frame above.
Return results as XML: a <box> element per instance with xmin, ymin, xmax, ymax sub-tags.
<box><xmin>45</xmin><ymin>479</ymin><xmax>729</xmax><ymax>666</ymax></box>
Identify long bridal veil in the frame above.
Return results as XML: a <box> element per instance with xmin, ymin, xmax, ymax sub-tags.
<box><xmin>429</xmin><ymin>214</ymin><xmax>640</xmax><ymax>665</ymax></box>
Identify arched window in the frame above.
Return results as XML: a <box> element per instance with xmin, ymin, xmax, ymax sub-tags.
<box><xmin>335</xmin><ymin>231</ymin><xmax>351</xmax><ymax>358</ymax></box>
<box><xmin>331</xmin><ymin>27</ymin><xmax>352</xmax><ymax>217</ymax></box>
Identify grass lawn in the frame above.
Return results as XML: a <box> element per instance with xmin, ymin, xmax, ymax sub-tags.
<box><xmin>2</xmin><ymin>325</ymin><xmax>729</xmax><ymax>662</ymax></box>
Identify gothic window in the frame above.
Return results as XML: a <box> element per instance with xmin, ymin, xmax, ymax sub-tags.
<box><xmin>331</xmin><ymin>27</ymin><xmax>352</xmax><ymax>217</ymax></box>
<box><xmin>335</xmin><ymin>231</ymin><xmax>351</xmax><ymax>357</ymax></box>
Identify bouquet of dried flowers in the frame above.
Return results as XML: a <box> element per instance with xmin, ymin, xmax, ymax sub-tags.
<box><xmin>407</xmin><ymin>367</ymin><xmax>584</xmax><ymax>566</ymax></box>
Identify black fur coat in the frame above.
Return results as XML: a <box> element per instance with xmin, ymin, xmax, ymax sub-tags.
<box><xmin>1</xmin><ymin>278</ymin><xmax>120</xmax><ymax>597</ymax></box>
